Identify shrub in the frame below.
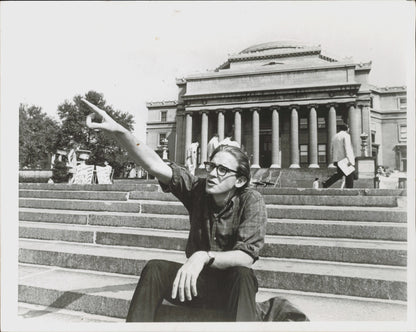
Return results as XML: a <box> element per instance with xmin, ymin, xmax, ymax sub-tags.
<box><xmin>51</xmin><ymin>160</ymin><xmax>69</xmax><ymax>183</ymax></box>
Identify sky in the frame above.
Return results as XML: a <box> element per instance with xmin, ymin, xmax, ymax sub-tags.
<box><xmin>1</xmin><ymin>1</ymin><xmax>414</xmax><ymax>142</ymax></box>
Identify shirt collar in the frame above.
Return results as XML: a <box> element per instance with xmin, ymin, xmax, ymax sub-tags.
<box><xmin>209</xmin><ymin>192</ymin><xmax>239</xmax><ymax>217</ymax></box>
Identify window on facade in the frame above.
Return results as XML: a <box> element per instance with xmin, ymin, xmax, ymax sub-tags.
<box><xmin>159</xmin><ymin>133</ymin><xmax>167</xmax><ymax>146</ymax></box>
<box><xmin>371</xmin><ymin>130</ymin><xmax>376</xmax><ymax>143</ymax></box>
<box><xmin>398</xmin><ymin>97</ymin><xmax>407</xmax><ymax>110</ymax></box>
<box><xmin>398</xmin><ymin>124</ymin><xmax>407</xmax><ymax>142</ymax></box>
<box><xmin>318</xmin><ymin>117</ymin><xmax>326</xmax><ymax>129</ymax></box>
<box><xmin>299</xmin><ymin>118</ymin><xmax>308</xmax><ymax>130</ymax></box>
<box><xmin>160</xmin><ymin>111</ymin><xmax>167</xmax><ymax>122</ymax></box>
<box><xmin>300</xmin><ymin>144</ymin><xmax>308</xmax><ymax>164</ymax></box>
<box><xmin>318</xmin><ymin>144</ymin><xmax>326</xmax><ymax>164</ymax></box>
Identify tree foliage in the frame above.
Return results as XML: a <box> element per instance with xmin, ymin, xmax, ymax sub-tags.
<box><xmin>19</xmin><ymin>91</ymin><xmax>135</xmax><ymax>177</ymax></box>
<box><xmin>56</xmin><ymin>91</ymin><xmax>135</xmax><ymax>177</ymax></box>
<box><xmin>19</xmin><ymin>104</ymin><xmax>60</xmax><ymax>169</ymax></box>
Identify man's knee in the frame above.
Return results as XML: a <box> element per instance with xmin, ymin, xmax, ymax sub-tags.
<box><xmin>227</xmin><ymin>266</ymin><xmax>258</xmax><ymax>289</ymax></box>
<box><xmin>142</xmin><ymin>259</ymin><xmax>168</xmax><ymax>278</ymax></box>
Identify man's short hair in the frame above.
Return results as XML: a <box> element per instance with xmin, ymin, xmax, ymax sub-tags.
<box><xmin>337</xmin><ymin>123</ymin><xmax>349</xmax><ymax>131</ymax></box>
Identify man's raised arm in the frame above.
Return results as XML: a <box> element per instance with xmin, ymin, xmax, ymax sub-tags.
<box><xmin>82</xmin><ymin>99</ymin><xmax>172</xmax><ymax>185</ymax></box>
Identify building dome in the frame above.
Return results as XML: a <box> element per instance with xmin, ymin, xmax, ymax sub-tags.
<box><xmin>240</xmin><ymin>41</ymin><xmax>312</xmax><ymax>54</ymax></box>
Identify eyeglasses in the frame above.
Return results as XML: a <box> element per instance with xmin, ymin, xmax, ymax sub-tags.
<box><xmin>204</xmin><ymin>161</ymin><xmax>238</xmax><ymax>177</ymax></box>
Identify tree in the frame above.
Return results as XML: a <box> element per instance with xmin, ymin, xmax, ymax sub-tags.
<box><xmin>56</xmin><ymin>91</ymin><xmax>135</xmax><ymax>177</ymax></box>
<box><xmin>19</xmin><ymin>104</ymin><xmax>60</xmax><ymax>169</ymax></box>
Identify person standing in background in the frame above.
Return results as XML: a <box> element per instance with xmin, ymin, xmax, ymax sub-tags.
<box><xmin>323</xmin><ymin>123</ymin><xmax>355</xmax><ymax>188</ymax></box>
<box><xmin>207</xmin><ymin>133</ymin><xmax>219</xmax><ymax>158</ymax></box>
<box><xmin>219</xmin><ymin>131</ymin><xmax>240</xmax><ymax>148</ymax></box>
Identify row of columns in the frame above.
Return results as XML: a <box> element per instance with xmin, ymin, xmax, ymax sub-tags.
<box><xmin>184</xmin><ymin>104</ymin><xmax>363</xmax><ymax>168</ymax></box>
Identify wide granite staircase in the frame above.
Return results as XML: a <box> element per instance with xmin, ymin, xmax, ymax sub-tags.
<box><xmin>18</xmin><ymin>182</ymin><xmax>408</xmax><ymax>322</ymax></box>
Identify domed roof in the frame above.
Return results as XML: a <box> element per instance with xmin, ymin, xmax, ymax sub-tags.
<box><xmin>240</xmin><ymin>41</ymin><xmax>311</xmax><ymax>54</ymax></box>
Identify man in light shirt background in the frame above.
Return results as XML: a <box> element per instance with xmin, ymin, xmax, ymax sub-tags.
<box><xmin>323</xmin><ymin>123</ymin><xmax>355</xmax><ymax>188</ymax></box>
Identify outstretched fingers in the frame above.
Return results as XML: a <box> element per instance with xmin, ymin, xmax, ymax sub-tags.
<box><xmin>81</xmin><ymin>98</ymin><xmax>107</xmax><ymax>118</ymax></box>
<box><xmin>86</xmin><ymin>113</ymin><xmax>102</xmax><ymax>130</ymax></box>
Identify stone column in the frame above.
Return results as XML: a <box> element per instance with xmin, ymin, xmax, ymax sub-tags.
<box><xmin>361</xmin><ymin>104</ymin><xmax>371</xmax><ymax>156</ymax></box>
<box><xmin>270</xmin><ymin>108</ymin><xmax>280</xmax><ymax>168</ymax></box>
<box><xmin>251</xmin><ymin>108</ymin><xmax>260</xmax><ymax>168</ymax></box>
<box><xmin>348</xmin><ymin>104</ymin><xmax>361</xmax><ymax>157</ymax></box>
<box><xmin>327</xmin><ymin>105</ymin><xmax>337</xmax><ymax>168</ymax></box>
<box><xmin>308</xmin><ymin>105</ymin><xmax>319</xmax><ymax>168</ymax></box>
<box><xmin>185</xmin><ymin>112</ymin><xmax>193</xmax><ymax>164</ymax></box>
<box><xmin>217</xmin><ymin>111</ymin><xmax>225</xmax><ymax>142</ymax></box>
<box><xmin>290</xmin><ymin>106</ymin><xmax>300</xmax><ymax>168</ymax></box>
<box><xmin>199</xmin><ymin>111</ymin><xmax>208</xmax><ymax>168</ymax></box>
<box><xmin>234</xmin><ymin>110</ymin><xmax>242</xmax><ymax>145</ymax></box>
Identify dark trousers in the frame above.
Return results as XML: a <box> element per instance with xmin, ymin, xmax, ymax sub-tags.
<box><xmin>126</xmin><ymin>259</ymin><xmax>258</xmax><ymax>322</ymax></box>
<box><xmin>323</xmin><ymin>162</ymin><xmax>354</xmax><ymax>188</ymax></box>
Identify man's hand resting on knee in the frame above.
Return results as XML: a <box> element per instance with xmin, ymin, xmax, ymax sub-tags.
<box><xmin>171</xmin><ymin>251</ymin><xmax>209</xmax><ymax>302</ymax></box>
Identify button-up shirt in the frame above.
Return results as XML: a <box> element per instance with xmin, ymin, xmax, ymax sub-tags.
<box><xmin>331</xmin><ymin>130</ymin><xmax>355</xmax><ymax>165</ymax></box>
<box><xmin>159</xmin><ymin>163</ymin><xmax>267</xmax><ymax>262</ymax></box>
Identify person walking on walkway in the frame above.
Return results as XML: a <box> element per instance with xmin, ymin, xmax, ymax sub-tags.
<box><xmin>83</xmin><ymin>98</ymin><xmax>267</xmax><ymax>322</ymax></box>
<box><xmin>323</xmin><ymin>123</ymin><xmax>355</xmax><ymax>188</ymax></box>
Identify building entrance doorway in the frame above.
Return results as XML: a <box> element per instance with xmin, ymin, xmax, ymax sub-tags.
<box><xmin>259</xmin><ymin>132</ymin><xmax>272</xmax><ymax>168</ymax></box>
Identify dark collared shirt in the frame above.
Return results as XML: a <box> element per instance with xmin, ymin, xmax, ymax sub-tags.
<box><xmin>159</xmin><ymin>163</ymin><xmax>267</xmax><ymax>262</ymax></box>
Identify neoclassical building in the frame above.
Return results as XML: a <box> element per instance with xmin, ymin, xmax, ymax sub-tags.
<box><xmin>146</xmin><ymin>41</ymin><xmax>407</xmax><ymax>172</ymax></box>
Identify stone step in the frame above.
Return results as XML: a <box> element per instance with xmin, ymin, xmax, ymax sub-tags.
<box><xmin>18</xmin><ymin>263</ymin><xmax>407</xmax><ymax>321</ymax></box>
<box><xmin>19</xmin><ymin>189</ymin><xmax>129</xmax><ymax>201</ymax></box>
<box><xmin>128</xmin><ymin>191</ymin><xmax>398</xmax><ymax>207</ymax></box>
<box><xmin>19</xmin><ymin>239</ymin><xmax>406</xmax><ymax>300</ymax></box>
<box><xmin>19</xmin><ymin>208</ymin><xmax>407</xmax><ymax>241</ymax></box>
<box><xmin>256</xmin><ymin>187</ymin><xmax>407</xmax><ymax>197</ymax></box>
<box><xmin>19</xmin><ymin>182</ymin><xmax>160</xmax><ymax>192</ymax></box>
<box><xmin>19</xmin><ymin>222</ymin><xmax>407</xmax><ymax>266</ymax></box>
<box><xmin>18</xmin><ymin>302</ymin><xmax>123</xmax><ymax>323</ymax></box>
<box><xmin>138</xmin><ymin>200</ymin><xmax>407</xmax><ymax>222</ymax></box>
<box><xmin>266</xmin><ymin>219</ymin><xmax>407</xmax><ymax>241</ymax></box>
<box><xmin>20</xmin><ymin>198</ymin><xmax>406</xmax><ymax>222</ymax></box>
<box><xmin>19</xmin><ymin>198</ymin><xmax>141</xmax><ymax>213</ymax></box>
<box><xmin>19</xmin><ymin>182</ymin><xmax>407</xmax><ymax>197</ymax></box>
<box><xmin>266</xmin><ymin>204</ymin><xmax>407</xmax><ymax>222</ymax></box>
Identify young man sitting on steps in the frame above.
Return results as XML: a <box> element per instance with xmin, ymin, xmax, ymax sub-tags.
<box><xmin>83</xmin><ymin>98</ymin><xmax>267</xmax><ymax>321</ymax></box>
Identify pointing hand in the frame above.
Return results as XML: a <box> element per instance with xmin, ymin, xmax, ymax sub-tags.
<box><xmin>82</xmin><ymin>98</ymin><xmax>127</xmax><ymax>133</ymax></box>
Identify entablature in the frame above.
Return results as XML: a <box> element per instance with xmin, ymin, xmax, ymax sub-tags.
<box><xmin>183</xmin><ymin>97</ymin><xmax>357</xmax><ymax>113</ymax></box>
<box><xmin>182</xmin><ymin>82</ymin><xmax>361</xmax><ymax>107</ymax></box>
<box><xmin>146</xmin><ymin>101</ymin><xmax>178</xmax><ymax>109</ymax></box>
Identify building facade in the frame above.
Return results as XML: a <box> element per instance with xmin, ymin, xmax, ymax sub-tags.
<box><xmin>146</xmin><ymin>101</ymin><xmax>177</xmax><ymax>160</ymax></box>
<box><xmin>146</xmin><ymin>42</ymin><xmax>407</xmax><ymax>172</ymax></box>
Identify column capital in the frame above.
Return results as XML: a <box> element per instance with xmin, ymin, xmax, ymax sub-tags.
<box><xmin>326</xmin><ymin>103</ymin><xmax>338</xmax><ymax>109</ymax></box>
<box><xmin>270</xmin><ymin>105</ymin><xmax>281</xmax><ymax>111</ymax></box>
<box><xmin>289</xmin><ymin>104</ymin><xmax>300</xmax><ymax>111</ymax></box>
<box><xmin>347</xmin><ymin>102</ymin><xmax>357</xmax><ymax>109</ymax></box>
<box><xmin>307</xmin><ymin>104</ymin><xmax>318</xmax><ymax>110</ymax></box>
<box><xmin>250</xmin><ymin>107</ymin><xmax>260</xmax><ymax>112</ymax></box>
<box><xmin>198</xmin><ymin>110</ymin><xmax>209</xmax><ymax>115</ymax></box>
<box><xmin>214</xmin><ymin>109</ymin><xmax>225</xmax><ymax>114</ymax></box>
<box><xmin>231</xmin><ymin>108</ymin><xmax>242</xmax><ymax>113</ymax></box>
<box><xmin>356</xmin><ymin>102</ymin><xmax>370</xmax><ymax>108</ymax></box>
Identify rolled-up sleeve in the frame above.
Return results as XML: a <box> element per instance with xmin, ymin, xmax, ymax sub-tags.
<box><xmin>158</xmin><ymin>163</ymin><xmax>201</xmax><ymax>212</ymax></box>
<box><xmin>233</xmin><ymin>190</ymin><xmax>267</xmax><ymax>262</ymax></box>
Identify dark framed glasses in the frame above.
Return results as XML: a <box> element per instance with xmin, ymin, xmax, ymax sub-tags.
<box><xmin>204</xmin><ymin>161</ymin><xmax>238</xmax><ymax>177</ymax></box>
